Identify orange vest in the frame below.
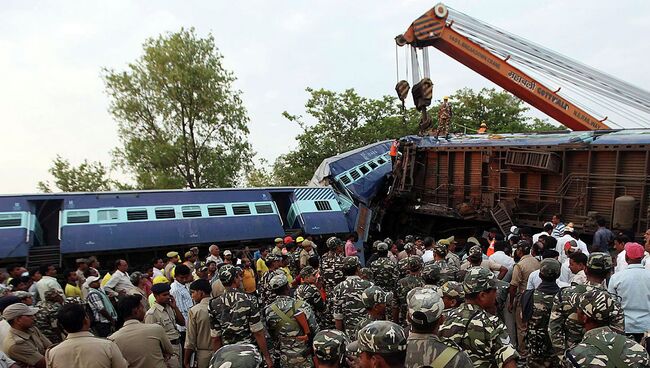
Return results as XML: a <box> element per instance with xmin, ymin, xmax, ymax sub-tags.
<box><xmin>486</xmin><ymin>239</ymin><xmax>495</xmax><ymax>256</ymax></box>
<box><xmin>389</xmin><ymin>141</ymin><xmax>398</xmax><ymax>157</ymax></box>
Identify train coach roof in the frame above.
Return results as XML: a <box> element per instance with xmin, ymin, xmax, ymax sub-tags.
<box><xmin>401</xmin><ymin>129</ymin><xmax>650</xmax><ymax>148</ymax></box>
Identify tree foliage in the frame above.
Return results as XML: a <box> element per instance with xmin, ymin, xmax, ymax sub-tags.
<box><xmin>37</xmin><ymin>156</ymin><xmax>118</xmax><ymax>193</ymax></box>
<box><xmin>441</xmin><ymin>87</ymin><xmax>563</xmax><ymax>133</ymax></box>
<box><xmin>273</xmin><ymin>88</ymin><xmax>417</xmax><ymax>186</ymax></box>
<box><xmin>103</xmin><ymin>28</ymin><xmax>252</xmax><ymax>189</ymax></box>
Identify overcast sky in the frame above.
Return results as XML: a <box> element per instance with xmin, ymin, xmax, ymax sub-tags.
<box><xmin>2</xmin><ymin>0</ymin><xmax>649</xmax><ymax>194</ymax></box>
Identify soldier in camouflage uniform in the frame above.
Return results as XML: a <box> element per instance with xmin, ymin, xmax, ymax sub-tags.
<box><xmin>210</xmin><ymin>343</ymin><xmax>263</xmax><ymax>368</ymax></box>
<box><xmin>438</xmin><ymin>267</ymin><xmax>518</xmax><ymax>368</ymax></box>
<box><xmin>549</xmin><ymin>252</ymin><xmax>624</xmax><ymax>357</ymax></box>
<box><xmin>355</xmin><ymin>285</ymin><xmax>393</xmax><ymax>336</ymax></box>
<box><xmin>331</xmin><ymin>256</ymin><xmax>374</xmax><ymax>339</ymax></box>
<box><xmin>320</xmin><ymin>237</ymin><xmax>345</xmax><ymax>298</ymax></box>
<box><xmin>312</xmin><ymin>329</ymin><xmax>349</xmax><ymax>368</ymax></box>
<box><xmin>359</xmin><ymin>268</ymin><xmax>373</xmax><ymax>281</ymax></box>
<box><xmin>34</xmin><ymin>289</ymin><xmax>64</xmax><ymax>344</ymax></box>
<box><xmin>439</xmin><ymin>281</ymin><xmax>465</xmax><ymax>316</ymax></box>
<box><xmin>421</xmin><ymin>262</ymin><xmax>442</xmax><ymax>290</ymax></box>
<box><xmin>431</xmin><ymin>240</ymin><xmax>460</xmax><ymax>282</ymax></box>
<box><xmin>369</xmin><ymin>242</ymin><xmax>399</xmax><ymax>305</ymax></box>
<box><xmin>396</xmin><ymin>255</ymin><xmax>410</xmax><ymax>280</ymax></box>
<box><xmin>208</xmin><ymin>265</ymin><xmax>273</xmax><ymax>367</ymax></box>
<box><xmin>406</xmin><ymin>288</ymin><xmax>473</xmax><ymax>367</ymax></box>
<box><xmin>264</xmin><ymin>273</ymin><xmax>320</xmax><ymax>368</ymax></box>
<box><xmin>444</xmin><ymin>236</ymin><xmax>462</xmax><ymax>269</ymax></box>
<box><xmin>257</xmin><ymin>254</ymin><xmax>285</xmax><ymax>307</ymax></box>
<box><xmin>524</xmin><ymin>258</ymin><xmax>563</xmax><ymax>368</ymax></box>
<box><xmin>295</xmin><ymin>266</ymin><xmax>328</xmax><ymax>329</ymax></box>
<box><xmin>348</xmin><ymin>321</ymin><xmax>407</xmax><ymax>367</ymax></box>
<box><xmin>437</xmin><ymin>96</ymin><xmax>452</xmax><ymax>137</ymax></box>
<box><xmin>565</xmin><ymin>288</ymin><xmax>650</xmax><ymax>367</ymax></box>
<box><xmin>394</xmin><ymin>255</ymin><xmax>425</xmax><ymax>325</ymax></box>
<box><xmin>285</xmin><ymin>241</ymin><xmax>300</xmax><ymax>279</ymax></box>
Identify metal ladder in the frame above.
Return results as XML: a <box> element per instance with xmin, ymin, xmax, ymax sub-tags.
<box><xmin>490</xmin><ymin>202</ymin><xmax>514</xmax><ymax>236</ymax></box>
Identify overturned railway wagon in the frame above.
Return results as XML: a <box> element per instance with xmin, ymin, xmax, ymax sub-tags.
<box><xmin>387</xmin><ymin>129</ymin><xmax>650</xmax><ymax>238</ymax></box>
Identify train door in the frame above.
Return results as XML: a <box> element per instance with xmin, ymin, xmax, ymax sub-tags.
<box><xmin>29</xmin><ymin>200</ymin><xmax>63</xmax><ymax>246</ymax></box>
<box><xmin>269</xmin><ymin>191</ymin><xmax>298</xmax><ymax>232</ymax></box>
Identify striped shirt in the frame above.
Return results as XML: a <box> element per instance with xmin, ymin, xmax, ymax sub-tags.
<box><xmin>551</xmin><ymin>222</ymin><xmax>566</xmax><ymax>238</ymax></box>
<box><xmin>170</xmin><ymin>281</ymin><xmax>193</xmax><ymax>332</ymax></box>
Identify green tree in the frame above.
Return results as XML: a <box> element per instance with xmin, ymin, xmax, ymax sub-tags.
<box><xmin>244</xmin><ymin>159</ymin><xmax>277</xmax><ymax>187</ymax></box>
<box><xmin>273</xmin><ymin>88</ymin><xmax>416</xmax><ymax>186</ymax></box>
<box><xmin>442</xmin><ymin>87</ymin><xmax>563</xmax><ymax>133</ymax></box>
<box><xmin>37</xmin><ymin>156</ymin><xmax>118</xmax><ymax>192</ymax></box>
<box><xmin>103</xmin><ymin>28</ymin><xmax>252</xmax><ymax>189</ymax></box>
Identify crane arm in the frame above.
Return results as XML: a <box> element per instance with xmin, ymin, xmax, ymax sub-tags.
<box><xmin>396</xmin><ymin>4</ymin><xmax>610</xmax><ymax>131</ymax></box>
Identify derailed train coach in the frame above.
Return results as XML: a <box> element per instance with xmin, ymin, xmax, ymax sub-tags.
<box><xmin>383</xmin><ymin>129</ymin><xmax>650</xmax><ymax>239</ymax></box>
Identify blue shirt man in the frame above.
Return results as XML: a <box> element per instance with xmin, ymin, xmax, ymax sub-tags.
<box><xmin>608</xmin><ymin>242</ymin><xmax>650</xmax><ymax>334</ymax></box>
<box><xmin>592</xmin><ymin>218</ymin><xmax>614</xmax><ymax>253</ymax></box>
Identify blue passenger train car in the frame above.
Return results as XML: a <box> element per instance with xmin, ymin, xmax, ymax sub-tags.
<box><xmin>0</xmin><ymin>187</ymin><xmax>352</xmax><ymax>264</ymax></box>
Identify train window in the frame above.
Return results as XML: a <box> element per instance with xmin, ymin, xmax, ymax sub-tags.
<box><xmin>339</xmin><ymin>175</ymin><xmax>352</xmax><ymax>185</ymax></box>
<box><xmin>155</xmin><ymin>208</ymin><xmax>176</xmax><ymax>219</ymax></box>
<box><xmin>377</xmin><ymin>157</ymin><xmax>387</xmax><ymax>165</ymax></box>
<box><xmin>315</xmin><ymin>201</ymin><xmax>332</xmax><ymax>211</ymax></box>
<box><xmin>97</xmin><ymin>209</ymin><xmax>119</xmax><ymax>222</ymax></box>
<box><xmin>359</xmin><ymin>166</ymin><xmax>370</xmax><ymax>174</ymax></box>
<box><xmin>207</xmin><ymin>205</ymin><xmax>227</xmax><ymax>216</ymax></box>
<box><xmin>67</xmin><ymin>211</ymin><xmax>90</xmax><ymax>224</ymax></box>
<box><xmin>368</xmin><ymin>161</ymin><xmax>378</xmax><ymax>169</ymax></box>
<box><xmin>182</xmin><ymin>206</ymin><xmax>202</xmax><ymax>218</ymax></box>
<box><xmin>255</xmin><ymin>203</ymin><xmax>273</xmax><ymax>214</ymax></box>
<box><xmin>232</xmin><ymin>204</ymin><xmax>251</xmax><ymax>215</ymax></box>
<box><xmin>127</xmin><ymin>209</ymin><xmax>148</xmax><ymax>221</ymax></box>
<box><xmin>0</xmin><ymin>213</ymin><xmax>22</xmax><ymax>227</ymax></box>
<box><xmin>350</xmin><ymin>170</ymin><xmax>361</xmax><ymax>180</ymax></box>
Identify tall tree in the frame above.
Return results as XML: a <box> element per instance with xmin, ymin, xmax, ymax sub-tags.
<box><xmin>103</xmin><ymin>28</ymin><xmax>252</xmax><ymax>189</ymax></box>
<box><xmin>37</xmin><ymin>156</ymin><xmax>117</xmax><ymax>192</ymax></box>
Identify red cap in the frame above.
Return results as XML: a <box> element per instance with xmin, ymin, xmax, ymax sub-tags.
<box><xmin>624</xmin><ymin>242</ymin><xmax>645</xmax><ymax>259</ymax></box>
<box><xmin>284</xmin><ymin>236</ymin><xmax>293</xmax><ymax>245</ymax></box>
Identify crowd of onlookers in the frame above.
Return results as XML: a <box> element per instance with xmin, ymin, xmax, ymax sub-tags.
<box><xmin>0</xmin><ymin>214</ymin><xmax>650</xmax><ymax>367</ymax></box>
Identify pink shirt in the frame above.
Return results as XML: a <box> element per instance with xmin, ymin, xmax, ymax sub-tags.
<box><xmin>345</xmin><ymin>240</ymin><xmax>358</xmax><ymax>257</ymax></box>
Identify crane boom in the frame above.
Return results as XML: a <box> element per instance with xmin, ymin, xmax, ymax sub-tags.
<box><xmin>396</xmin><ymin>4</ymin><xmax>610</xmax><ymax>131</ymax></box>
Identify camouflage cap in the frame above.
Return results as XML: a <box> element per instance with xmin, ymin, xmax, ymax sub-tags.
<box><xmin>372</xmin><ymin>240</ymin><xmax>381</xmax><ymax>250</ymax></box>
<box><xmin>403</xmin><ymin>242</ymin><xmax>415</xmax><ymax>251</ymax></box>
<box><xmin>433</xmin><ymin>241</ymin><xmax>448</xmax><ymax>255</ymax></box>
<box><xmin>326</xmin><ymin>236</ymin><xmax>342</xmax><ymax>250</ymax></box>
<box><xmin>265</xmin><ymin>254</ymin><xmax>282</xmax><ymax>263</ymax></box>
<box><xmin>577</xmin><ymin>288</ymin><xmax>618</xmax><ymax>324</ymax></box>
<box><xmin>463</xmin><ymin>267</ymin><xmax>509</xmax><ymax>294</ymax></box>
<box><xmin>44</xmin><ymin>289</ymin><xmax>64</xmax><ymax>301</ymax></box>
<box><xmin>269</xmin><ymin>273</ymin><xmax>288</xmax><ymax>290</ymax></box>
<box><xmin>348</xmin><ymin>321</ymin><xmax>407</xmax><ymax>354</ymax></box>
<box><xmin>300</xmin><ymin>265</ymin><xmax>317</xmax><ymax>279</ymax></box>
<box><xmin>359</xmin><ymin>267</ymin><xmax>373</xmax><ymax>279</ymax></box>
<box><xmin>407</xmin><ymin>255</ymin><xmax>424</xmax><ymax>272</ymax></box>
<box><xmin>408</xmin><ymin>288</ymin><xmax>445</xmax><ymax>324</ymax></box>
<box><xmin>539</xmin><ymin>258</ymin><xmax>561</xmax><ymax>279</ymax></box>
<box><xmin>210</xmin><ymin>343</ymin><xmax>262</xmax><ymax>368</ymax></box>
<box><xmin>376</xmin><ymin>242</ymin><xmax>389</xmax><ymax>252</ymax></box>
<box><xmin>343</xmin><ymin>256</ymin><xmax>360</xmax><ymax>271</ymax></box>
<box><xmin>467</xmin><ymin>237</ymin><xmax>480</xmax><ymax>246</ymax></box>
<box><xmin>468</xmin><ymin>245</ymin><xmax>483</xmax><ymax>259</ymax></box>
<box><xmin>218</xmin><ymin>264</ymin><xmax>239</xmax><ymax>284</ymax></box>
<box><xmin>361</xmin><ymin>285</ymin><xmax>393</xmax><ymax>308</ymax></box>
<box><xmin>422</xmin><ymin>262</ymin><xmax>441</xmax><ymax>283</ymax></box>
<box><xmin>587</xmin><ymin>252</ymin><xmax>613</xmax><ymax>271</ymax></box>
<box><xmin>439</xmin><ymin>281</ymin><xmax>465</xmax><ymax>300</ymax></box>
<box><xmin>383</xmin><ymin>238</ymin><xmax>393</xmax><ymax>246</ymax></box>
<box><xmin>405</xmin><ymin>235</ymin><xmax>415</xmax><ymax>243</ymax></box>
<box><xmin>313</xmin><ymin>329</ymin><xmax>349</xmax><ymax>363</ymax></box>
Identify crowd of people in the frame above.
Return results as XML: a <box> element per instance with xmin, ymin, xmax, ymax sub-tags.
<box><xmin>1</xmin><ymin>215</ymin><xmax>650</xmax><ymax>367</ymax></box>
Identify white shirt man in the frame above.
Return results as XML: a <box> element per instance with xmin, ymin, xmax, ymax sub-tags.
<box><xmin>489</xmin><ymin>251</ymin><xmax>515</xmax><ymax>270</ymax></box>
